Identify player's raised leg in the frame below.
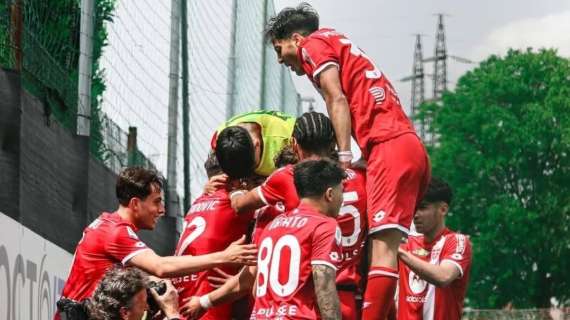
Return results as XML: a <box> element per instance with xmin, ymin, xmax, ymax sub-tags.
<box><xmin>362</xmin><ymin>134</ymin><xmax>430</xmax><ymax>320</ymax></box>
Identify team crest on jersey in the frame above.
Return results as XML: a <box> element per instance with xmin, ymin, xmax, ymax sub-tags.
<box><xmin>126</xmin><ymin>226</ymin><xmax>139</xmax><ymax>240</ymax></box>
<box><xmin>408</xmin><ymin>271</ymin><xmax>427</xmax><ymax>294</ymax></box>
<box><xmin>335</xmin><ymin>226</ymin><xmax>342</xmax><ymax>246</ymax></box>
<box><xmin>412</xmin><ymin>248</ymin><xmax>430</xmax><ymax>257</ymax></box>
<box><xmin>451</xmin><ymin>253</ymin><xmax>463</xmax><ymax>260</ymax></box>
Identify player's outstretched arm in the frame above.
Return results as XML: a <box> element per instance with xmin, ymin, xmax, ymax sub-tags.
<box><xmin>129</xmin><ymin>235</ymin><xmax>257</xmax><ymax>278</ymax></box>
<box><xmin>312</xmin><ymin>264</ymin><xmax>342</xmax><ymax>320</ymax></box>
<box><xmin>398</xmin><ymin>247</ymin><xmax>461</xmax><ymax>287</ymax></box>
<box><xmin>180</xmin><ymin>266</ymin><xmax>257</xmax><ymax>319</ymax></box>
<box><xmin>319</xmin><ymin>66</ymin><xmax>352</xmax><ymax>168</ymax></box>
<box><xmin>230</xmin><ymin>189</ymin><xmax>265</xmax><ymax>214</ymax></box>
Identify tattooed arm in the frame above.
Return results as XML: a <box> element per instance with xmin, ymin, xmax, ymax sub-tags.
<box><xmin>312</xmin><ymin>265</ymin><xmax>341</xmax><ymax>320</ymax></box>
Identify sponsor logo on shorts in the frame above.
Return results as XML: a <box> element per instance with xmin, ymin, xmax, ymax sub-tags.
<box><xmin>373</xmin><ymin>210</ymin><xmax>385</xmax><ymax>223</ymax></box>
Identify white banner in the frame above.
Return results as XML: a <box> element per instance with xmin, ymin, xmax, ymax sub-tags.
<box><xmin>0</xmin><ymin>212</ymin><xmax>73</xmax><ymax>320</ymax></box>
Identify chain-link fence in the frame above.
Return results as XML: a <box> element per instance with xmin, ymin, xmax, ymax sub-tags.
<box><xmin>1</xmin><ymin>0</ymin><xmax>302</xmax><ymax>206</ymax></box>
<box><xmin>187</xmin><ymin>0</ymin><xmax>301</xmax><ymax>200</ymax></box>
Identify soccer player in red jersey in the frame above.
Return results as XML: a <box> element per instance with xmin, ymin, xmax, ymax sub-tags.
<box><xmin>209</xmin><ymin>112</ymin><xmax>368</xmax><ymax>319</ymax></box>
<box><xmin>265</xmin><ymin>4</ymin><xmax>431</xmax><ymax>318</ymax></box>
<box><xmin>173</xmin><ymin>154</ymin><xmax>257</xmax><ymax>320</ymax></box>
<box><xmin>398</xmin><ymin>177</ymin><xmax>472</xmax><ymax>320</ymax></box>
<box><xmin>56</xmin><ymin>167</ymin><xmax>257</xmax><ymax>319</ymax></box>
<box><xmin>227</xmin><ymin>112</ymin><xmax>337</xmax><ymax>215</ymax></box>
<box><xmin>181</xmin><ymin>159</ymin><xmax>345</xmax><ymax>320</ymax></box>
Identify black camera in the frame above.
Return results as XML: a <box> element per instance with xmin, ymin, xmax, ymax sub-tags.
<box><xmin>147</xmin><ymin>280</ymin><xmax>167</xmax><ymax>316</ymax></box>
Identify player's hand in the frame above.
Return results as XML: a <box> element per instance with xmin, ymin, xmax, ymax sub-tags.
<box><xmin>351</xmin><ymin>157</ymin><xmax>367</xmax><ymax>170</ymax></box>
<box><xmin>180</xmin><ymin>296</ymin><xmax>205</xmax><ymax>320</ymax></box>
<box><xmin>339</xmin><ymin>160</ymin><xmax>351</xmax><ymax>170</ymax></box>
<box><xmin>208</xmin><ymin>267</ymin><xmax>233</xmax><ymax>288</ymax></box>
<box><xmin>222</xmin><ymin>235</ymin><xmax>257</xmax><ymax>266</ymax></box>
<box><xmin>204</xmin><ymin>174</ymin><xmax>228</xmax><ymax>195</ymax></box>
<box><xmin>149</xmin><ymin>280</ymin><xmax>181</xmax><ymax>319</ymax></box>
<box><xmin>397</xmin><ymin>246</ymin><xmax>407</xmax><ymax>257</ymax></box>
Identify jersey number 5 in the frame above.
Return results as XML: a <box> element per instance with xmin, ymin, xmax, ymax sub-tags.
<box><xmin>339</xmin><ymin>191</ymin><xmax>362</xmax><ymax>247</ymax></box>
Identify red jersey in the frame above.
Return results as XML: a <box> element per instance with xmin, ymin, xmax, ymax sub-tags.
<box><xmin>257</xmin><ymin>165</ymin><xmax>367</xmax><ymax>289</ymax></box>
<box><xmin>256</xmin><ymin>164</ymin><xmax>297</xmax><ymax>212</ymax></box>
<box><xmin>60</xmin><ymin>212</ymin><xmax>150</xmax><ymax>301</ymax></box>
<box><xmin>251</xmin><ymin>204</ymin><xmax>342</xmax><ymax>319</ymax></box>
<box><xmin>252</xmin><ymin>205</ymin><xmax>283</xmax><ymax>244</ymax></box>
<box><xmin>298</xmin><ymin>28</ymin><xmax>415</xmax><ymax>156</ymax></box>
<box><xmin>335</xmin><ymin>168</ymin><xmax>367</xmax><ymax>289</ymax></box>
<box><xmin>173</xmin><ymin>190</ymin><xmax>254</xmax><ymax>320</ymax></box>
<box><xmin>398</xmin><ymin>228</ymin><xmax>472</xmax><ymax>320</ymax></box>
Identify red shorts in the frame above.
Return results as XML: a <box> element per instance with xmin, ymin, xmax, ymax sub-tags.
<box><xmin>338</xmin><ymin>290</ymin><xmax>359</xmax><ymax>320</ymax></box>
<box><xmin>366</xmin><ymin>133</ymin><xmax>431</xmax><ymax>235</ymax></box>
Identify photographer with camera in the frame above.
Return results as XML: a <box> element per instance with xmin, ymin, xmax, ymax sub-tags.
<box><xmin>56</xmin><ymin>167</ymin><xmax>257</xmax><ymax>319</ymax></box>
<box><xmin>88</xmin><ymin>266</ymin><xmax>180</xmax><ymax>320</ymax></box>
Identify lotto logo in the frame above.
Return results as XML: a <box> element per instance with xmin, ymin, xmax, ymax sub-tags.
<box><xmin>373</xmin><ymin>210</ymin><xmax>385</xmax><ymax>223</ymax></box>
<box><xmin>275</xmin><ymin>202</ymin><xmax>286</xmax><ymax>212</ymax></box>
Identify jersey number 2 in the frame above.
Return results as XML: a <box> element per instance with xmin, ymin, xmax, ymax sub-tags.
<box><xmin>175</xmin><ymin>217</ymin><xmax>206</xmax><ymax>256</ymax></box>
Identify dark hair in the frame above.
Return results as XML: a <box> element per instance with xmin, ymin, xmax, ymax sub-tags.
<box><xmin>294</xmin><ymin>159</ymin><xmax>346</xmax><ymax>198</ymax></box>
<box><xmin>215</xmin><ymin>126</ymin><xmax>255</xmax><ymax>179</ymax></box>
<box><xmin>116</xmin><ymin>167</ymin><xmax>163</xmax><ymax>206</ymax></box>
<box><xmin>422</xmin><ymin>177</ymin><xmax>453</xmax><ymax>205</ymax></box>
<box><xmin>204</xmin><ymin>151</ymin><xmax>223</xmax><ymax>178</ymax></box>
<box><xmin>88</xmin><ymin>266</ymin><xmax>148</xmax><ymax>320</ymax></box>
<box><xmin>293</xmin><ymin>112</ymin><xmax>336</xmax><ymax>156</ymax></box>
<box><xmin>264</xmin><ymin>2</ymin><xmax>319</xmax><ymax>41</ymax></box>
<box><xmin>274</xmin><ymin>143</ymin><xmax>299</xmax><ymax>168</ymax></box>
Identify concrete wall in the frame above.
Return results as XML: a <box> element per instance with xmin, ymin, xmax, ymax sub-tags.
<box><xmin>0</xmin><ymin>68</ymin><xmax>177</xmax><ymax>256</ymax></box>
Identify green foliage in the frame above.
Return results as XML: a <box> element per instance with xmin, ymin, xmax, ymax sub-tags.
<box><xmin>417</xmin><ymin>49</ymin><xmax>570</xmax><ymax>308</ymax></box>
<box><xmin>0</xmin><ymin>0</ymin><xmax>116</xmax><ymax>160</ymax></box>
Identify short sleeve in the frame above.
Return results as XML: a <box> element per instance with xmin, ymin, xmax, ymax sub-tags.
<box><xmin>311</xmin><ymin>219</ymin><xmax>342</xmax><ymax>270</ymax></box>
<box><xmin>106</xmin><ymin>225</ymin><xmax>150</xmax><ymax>265</ymax></box>
<box><xmin>300</xmin><ymin>37</ymin><xmax>340</xmax><ymax>81</ymax></box>
<box><xmin>441</xmin><ymin>233</ymin><xmax>472</xmax><ymax>278</ymax></box>
<box><xmin>257</xmin><ymin>167</ymin><xmax>292</xmax><ymax>208</ymax></box>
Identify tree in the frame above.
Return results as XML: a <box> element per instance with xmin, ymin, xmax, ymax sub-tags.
<box><xmin>417</xmin><ymin>49</ymin><xmax>570</xmax><ymax>308</ymax></box>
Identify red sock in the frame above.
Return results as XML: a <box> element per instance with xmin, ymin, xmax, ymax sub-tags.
<box><xmin>361</xmin><ymin>266</ymin><xmax>399</xmax><ymax>320</ymax></box>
